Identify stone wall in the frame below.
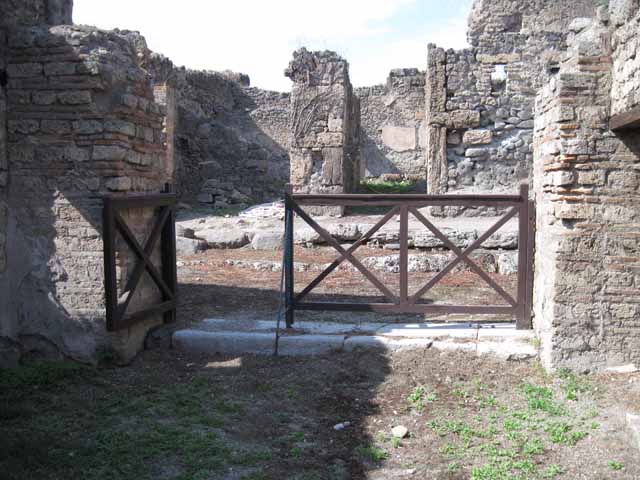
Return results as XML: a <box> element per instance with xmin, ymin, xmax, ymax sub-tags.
<box><xmin>144</xmin><ymin>52</ymin><xmax>290</xmax><ymax>208</ymax></box>
<box><xmin>286</xmin><ymin>48</ymin><xmax>361</xmax><ymax>214</ymax></box>
<box><xmin>356</xmin><ymin>68</ymin><xmax>425</xmax><ymax>180</ymax></box>
<box><xmin>533</xmin><ymin>12</ymin><xmax>640</xmax><ymax>371</ymax></box>
<box><xmin>426</xmin><ymin>0</ymin><xmax>600</xmax><ymax>198</ymax></box>
<box><xmin>611</xmin><ymin>0</ymin><xmax>640</xmax><ymax>118</ymax></box>
<box><xmin>0</xmin><ymin>20</ymin><xmax>172</xmax><ymax>365</ymax></box>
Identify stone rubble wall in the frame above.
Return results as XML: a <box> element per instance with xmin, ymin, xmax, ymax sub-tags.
<box><xmin>533</xmin><ymin>11</ymin><xmax>640</xmax><ymax>371</ymax></box>
<box><xmin>142</xmin><ymin>50</ymin><xmax>291</xmax><ymax>208</ymax></box>
<box><xmin>356</xmin><ymin>68</ymin><xmax>426</xmax><ymax>180</ymax></box>
<box><xmin>0</xmin><ymin>20</ymin><xmax>172</xmax><ymax>365</ymax></box>
<box><xmin>426</xmin><ymin>0</ymin><xmax>600</xmax><ymax>200</ymax></box>
<box><xmin>286</xmin><ymin>48</ymin><xmax>361</xmax><ymax>215</ymax></box>
<box><xmin>610</xmin><ymin>0</ymin><xmax>640</xmax><ymax>117</ymax></box>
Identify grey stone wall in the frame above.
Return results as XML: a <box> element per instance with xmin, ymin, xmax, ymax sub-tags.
<box><xmin>426</xmin><ymin>0</ymin><xmax>600</xmax><ymax>198</ymax></box>
<box><xmin>356</xmin><ymin>68</ymin><xmax>425</xmax><ymax>180</ymax></box>
<box><xmin>286</xmin><ymin>48</ymin><xmax>361</xmax><ymax>214</ymax></box>
<box><xmin>0</xmin><ymin>23</ymin><xmax>171</xmax><ymax>365</ymax></box>
<box><xmin>533</xmin><ymin>13</ymin><xmax>640</xmax><ymax>371</ymax></box>
<box><xmin>145</xmin><ymin>58</ymin><xmax>290</xmax><ymax>208</ymax></box>
<box><xmin>611</xmin><ymin>0</ymin><xmax>640</xmax><ymax>117</ymax></box>
<box><xmin>0</xmin><ymin>0</ymin><xmax>73</xmax><ymax>26</ymax></box>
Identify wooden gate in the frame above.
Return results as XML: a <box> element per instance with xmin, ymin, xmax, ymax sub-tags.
<box><xmin>284</xmin><ymin>184</ymin><xmax>535</xmax><ymax>330</ymax></box>
<box><xmin>102</xmin><ymin>191</ymin><xmax>178</xmax><ymax>331</ymax></box>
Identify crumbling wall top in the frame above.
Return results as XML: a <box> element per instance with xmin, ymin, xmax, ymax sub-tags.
<box><xmin>285</xmin><ymin>48</ymin><xmax>349</xmax><ymax>87</ymax></box>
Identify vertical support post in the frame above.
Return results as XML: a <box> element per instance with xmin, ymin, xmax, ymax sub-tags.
<box><xmin>523</xmin><ymin>199</ymin><xmax>536</xmax><ymax>329</ymax></box>
<box><xmin>516</xmin><ymin>183</ymin><xmax>529</xmax><ymax>330</ymax></box>
<box><xmin>102</xmin><ymin>197</ymin><xmax>119</xmax><ymax>331</ymax></box>
<box><xmin>161</xmin><ymin>186</ymin><xmax>177</xmax><ymax>324</ymax></box>
<box><xmin>399</xmin><ymin>206</ymin><xmax>409</xmax><ymax>305</ymax></box>
<box><xmin>284</xmin><ymin>193</ymin><xmax>295</xmax><ymax>328</ymax></box>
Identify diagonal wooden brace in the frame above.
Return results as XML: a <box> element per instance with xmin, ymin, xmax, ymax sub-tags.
<box><xmin>114</xmin><ymin>207</ymin><xmax>174</xmax><ymax>319</ymax></box>
<box><xmin>289</xmin><ymin>201</ymin><xmax>397</xmax><ymax>303</ymax></box>
<box><xmin>409</xmin><ymin>207</ymin><xmax>518</xmax><ymax>306</ymax></box>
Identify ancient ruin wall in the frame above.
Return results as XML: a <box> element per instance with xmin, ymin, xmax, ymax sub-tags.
<box><xmin>286</xmin><ymin>48</ymin><xmax>361</xmax><ymax>213</ymax></box>
<box><xmin>426</xmin><ymin>0</ymin><xmax>600</xmax><ymax>198</ymax></box>
<box><xmin>0</xmin><ymin>19</ymin><xmax>172</xmax><ymax>364</ymax></box>
<box><xmin>610</xmin><ymin>0</ymin><xmax>640</xmax><ymax>117</ymax></box>
<box><xmin>533</xmin><ymin>12</ymin><xmax>640</xmax><ymax>371</ymax></box>
<box><xmin>146</xmin><ymin>62</ymin><xmax>290</xmax><ymax>208</ymax></box>
<box><xmin>356</xmin><ymin>69</ymin><xmax>425</xmax><ymax>179</ymax></box>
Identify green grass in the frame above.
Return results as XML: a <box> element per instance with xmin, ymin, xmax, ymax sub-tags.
<box><xmin>358</xmin><ymin>178</ymin><xmax>417</xmax><ymax>195</ymax></box>
<box><xmin>357</xmin><ymin>444</ymin><xmax>389</xmax><ymax>462</ymax></box>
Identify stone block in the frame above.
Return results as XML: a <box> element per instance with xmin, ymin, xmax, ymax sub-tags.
<box><xmin>32</xmin><ymin>91</ymin><xmax>57</xmax><ymax>105</ymax></box>
<box><xmin>195</xmin><ymin>228</ymin><xmax>250</xmax><ymax>249</ymax></box>
<box><xmin>73</xmin><ymin>120</ymin><xmax>103</xmax><ymax>134</ymax></box>
<box><xmin>381</xmin><ymin>126</ymin><xmax>417</xmax><ymax>152</ymax></box>
<box><xmin>7</xmin><ymin>63</ymin><xmax>43</xmax><ymax>78</ymax></box>
<box><xmin>58</xmin><ymin>90</ymin><xmax>92</xmax><ymax>105</ymax></box>
<box><xmin>93</xmin><ymin>145</ymin><xmax>128</xmax><ymax>161</ymax></box>
<box><xmin>105</xmin><ymin>177</ymin><xmax>132</xmax><ymax>191</ymax></box>
<box><xmin>44</xmin><ymin>62</ymin><xmax>78</xmax><ymax>76</ymax></box>
<box><xmin>465</xmin><ymin>147</ymin><xmax>489</xmax><ymax>158</ymax></box>
<box><xmin>104</xmin><ymin>120</ymin><xmax>136</xmax><ymax>137</ymax></box>
<box><xmin>463</xmin><ymin>129</ymin><xmax>492</xmax><ymax>145</ymax></box>
<box><xmin>41</xmin><ymin>120</ymin><xmax>71</xmax><ymax>135</ymax></box>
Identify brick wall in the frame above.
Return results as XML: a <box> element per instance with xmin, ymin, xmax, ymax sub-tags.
<box><xmin>0</xmin><ymin>24</ymin><xmax>171</xmax><ymax>364</ymax></box>
<box><xmin>533</xmin><ymin>13</ymin><xmax>640</xmax><ymax>371</ymax></box>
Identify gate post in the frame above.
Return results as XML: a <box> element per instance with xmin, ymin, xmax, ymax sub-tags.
<box><xmin>516</xmin><ymin>183</ymin><xmax>530</xmax><ymax>330</ymax></box>
<box><xmin>284</xmin><ymin>193</ymin><xmax>295</xmax><ymax>328</ymax></box>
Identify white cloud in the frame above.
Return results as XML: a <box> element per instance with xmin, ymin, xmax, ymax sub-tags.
<box><xmin>73</xmin><ymin>0</ymin><xmax>471</xmax><ymax>91</ymax></box>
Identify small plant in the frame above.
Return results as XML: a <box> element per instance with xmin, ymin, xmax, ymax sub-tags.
<box><xmin>390</xmin><ymin>437</ymin><xmax>402</xmax><ymax>449</ymax></box>
<box><xmin>357</xmin><ymin>444</ymin><xmax>389</xmax><ymax>462</ymax></box>
<box><xmin>407</xmin><ymin>385</ymin><xmax>436</xmax><ymax>412</ymax></box>
<box><xmin>359</xmin><ymin>178</ymin><xmax>416</xmax><ymax>195</ymax></box>
<box><xmin>544</xmin><ymin>422</ymin><xmax>586</xmax><ymax>446</ymax></box>
<box><xmin>447</xmin><ymin>461</ymin><xmax>461</xmax><ymax>473</ymax></box>
<box><xmin>542</xmin><ymin>464</ymin><xmax>564</xmax><ymax>478</ymax></box>
<box><xmin>557</xmin><ymin>369</ymin><xmax>592</xmax><ymax>401</ymax></box>
<box><xmin>522</xmin><ymin>437</ymin><xmax>544</xmax><ymax>456</ymax></box>
<box><xmin>608</xmin><ymin>460</ymin><xmax>624</xmax><ymax>471</ymax></box>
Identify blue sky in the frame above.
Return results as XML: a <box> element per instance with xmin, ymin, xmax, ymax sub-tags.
<box><xmin>73</xmin><ymin>0</ymin><xmax>472</xmax><ymax>91</ymax></box>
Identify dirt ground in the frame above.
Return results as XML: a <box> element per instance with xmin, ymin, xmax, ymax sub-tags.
<box><xmin>1</xmin><ymin>348</ymin><xmax>639</xmax><ymax>480</ymax></box>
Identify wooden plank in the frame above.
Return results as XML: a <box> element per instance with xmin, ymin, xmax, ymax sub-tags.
<box><xmin>105</xmin><ymin>193</ymin><xmax>177</xmax><ymax>209</ymax></box>
<box><xmin>295</xmin><ymin>206</ymin><xmax>399</xmax><ymax>303</ymax></box>
<box><xmin>284</xmin><ymin>195</ymin><xmax>295</xmax><ymax>328</ymax></box>
<box><xmin>102</xmin><ymin>197</ymin><xmax>119</xmax><ymax>331</ymax></box>
<box><xmin>116</xmin><ymin>207</ymin><xmax>171</xmax><ymax>320</ymax></box>
<box><xmin>295</xmin><ymin>302</ymin><xmax>515</xmax><ymax>315</ymax></box>
<box><xmin>409</xmin><ymin>207</ymin><xmax>519</xmax><ymax>302</ymax></box>
<box><xmin>399</xmin><ymin>206</ymin><xmax>409</xmax><ymax>304</ymax></box>
<box><xmin>118</xmin><ymin>300</ymin><xmax>177</xmax><ymax>330</ymax></box>
<box><xmin>516</xmin><ymin>184</ymin><xmax>529</xmax><ymax>329</ymax></box>
<box><xmin>522</xmin><ymin>199</ymin><xmax>536</xmax><ymax>330</ymax></box>
<box><xmin>290</xmin><ymin>200</ymin><xmax>397</xmax><ymax>303</ymax></box>
<box><xmin>161</xmin><ymin>203</ymin><xmax>178</xmax><ymax>324</ymax></box>
<box><xmin>292</xmin><ymin>195</ymin><xmax>521</xmax><ymax>208</ymax></box>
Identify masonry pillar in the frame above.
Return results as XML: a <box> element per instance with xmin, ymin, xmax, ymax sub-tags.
<box><xmin>0</xmin><ymin>20</ymin><xmax>172</xmax><ymax>365</ymax></box>
<box><xmin>285</xmin><ymin>48</ymin><xmax>360</xmax><ymax>215</ymax></box>
<box><xmin>533</xmin><ymin>13</ymin><xmax>640</xmax><ymax>371</ymax></box>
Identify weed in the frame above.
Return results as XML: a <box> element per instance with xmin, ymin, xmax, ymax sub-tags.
<box><xmin>522</xmin><ymin>437</ymin><xmax>544</xmax><ymax>456</ymax></box>
<box><xmin>447</xmin><ymin>461</ymin><xmax>461</xmax><ymax>473</ymax></box>
<box><xmin>542</xmin><ymin>464</ymin><xmax>564</xmax><ymax>478</ymax></box>
<box><xmin>391</xmin><ymin>437</ymin><xmax>402</xmax><ymax>449</ymax></box>
<box><xmin>544</xmin><ymin>422</ymin><xmax>586</xmax><ymax>446</ymax></box>
<box><xmin>520</xmin><ymin>382</ymin><xmax>563</xmax><ymax>415</ymax></box>
<box><xmin>0</xmin><ymin>361</ymin><xmax>87</xmax><ymax>389</ymax></box>
<box><xmin>357</xmin><ymin>444</ymin><xmax>389</xmax><ymax>462</ymax></box>
<box><xmin>359</xmin><ymin>178</ymin><xmax>416</xmax><ymax>195</ymax></box>
<box><xmin>557</xmin><ymin>369</ymin><xmax>592</xmax><ymax>401</ymax></box>
<box><xmin>608</xmin><ymin>460</ymin><xmax>624</xmax><ymax>471</ymax></box>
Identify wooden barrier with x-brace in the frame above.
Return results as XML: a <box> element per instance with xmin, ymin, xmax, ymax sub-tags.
<box><xmin>102</xmin><ymin>192</ymin><xmax>177</xmax><ymax>332</ymax></box>
<box><xmin>284</xmin><ymin>184</ymin><xmax>535</xmax><ymax>330</ymax></box>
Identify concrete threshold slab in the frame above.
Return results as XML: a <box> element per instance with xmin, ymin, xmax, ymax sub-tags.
<box><xmin>173</xmin><ymin>319</ymin><xmax>537</xmax><ymax>360</ymax></box>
